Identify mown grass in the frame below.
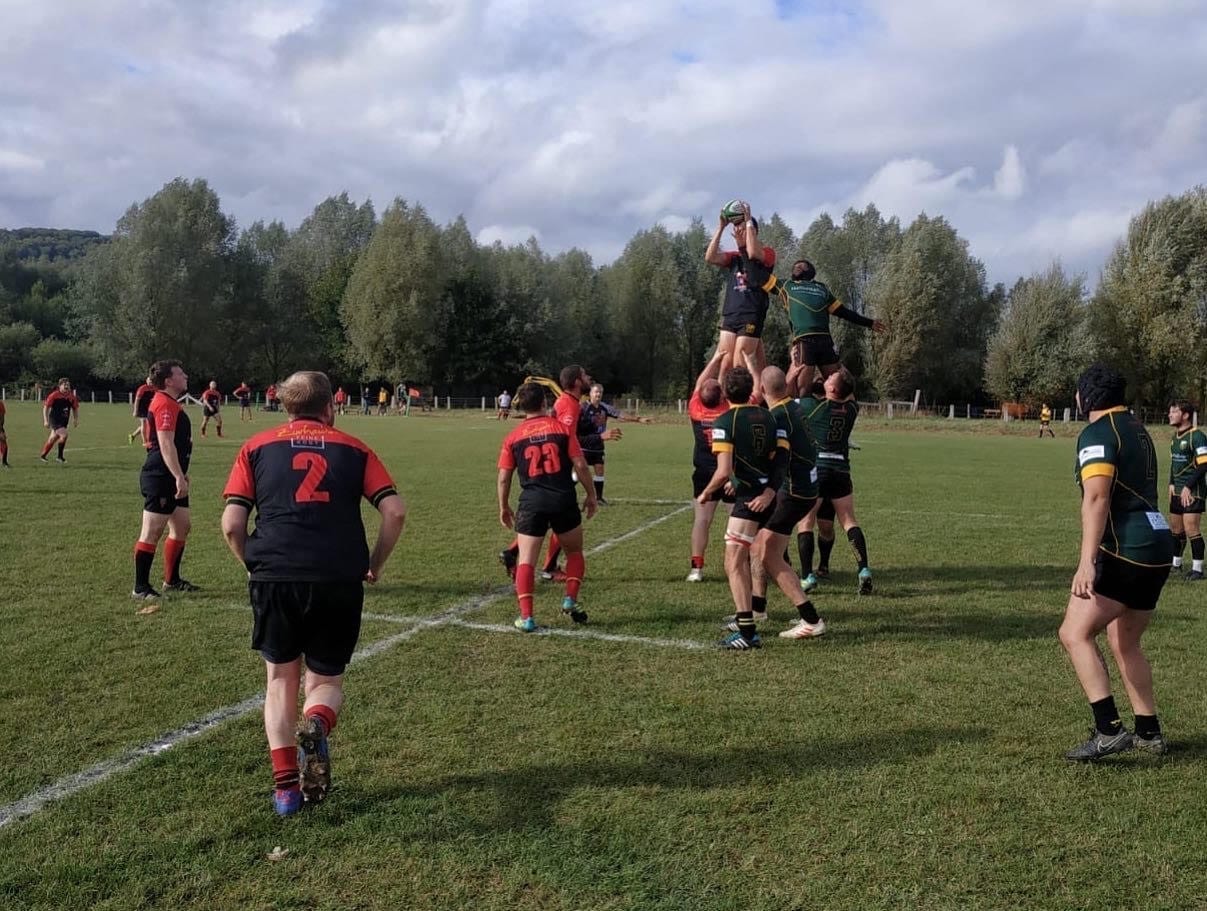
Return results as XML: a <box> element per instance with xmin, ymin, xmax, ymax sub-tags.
<box><xmin>1</xmin><ymin>402</ymin><xmax>1205</xmax><ymax>911</ymax></box>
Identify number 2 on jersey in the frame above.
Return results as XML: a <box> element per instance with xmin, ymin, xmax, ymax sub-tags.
<box><xmin>524</xmin><ymin>442</ymin><xmax>562</xmax><ymax>477</ymax></box>
<box><xmin>292</xmin><ymin>452</ymin><xmax>331</xmax><ymax>503</ymax></box>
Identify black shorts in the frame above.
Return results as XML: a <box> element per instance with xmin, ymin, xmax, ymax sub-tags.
<box><xmin>584</xmin><ymin>450</ymin><xmax>605</xmax><ymax>467</ymax></box>
<box><xmin>140</xmin><ymin>472</ymin><xmax>190</xmax><ymax>514</ymax></box>
<box><xmin>692</xmin><ymin>465</ymin><xmax>735</xmax><ymax>503</ymax></box>
<box><xmin>793</xmin><ymin>334</ymin><xmax>840</xmax><ymax>368</ymax></box>
<box><xmin>817</xmin><ymin>470</ymin><xmax>853</xmax><ymax>501</ymax></box>
<box><xmin>135</xmin><ymin>411</ymin><xmax>150</xmax><ymax>421</ymax></box>
<box><xmin>765</xmin><ymin>492</ymin><xmax>816</xmax><ymax>536</ymax></box>
<box><xmin>203</xmin><ymin>404</ymin><xmax>219</xmax><ymax>417</ymax></box>
<box><xmin>731</xmin><ymin>490</ymin><xmax>774</xmax><ymax>527</ymax></box>
<box><xmin>515</xmin><ymin>500</ymin><xmax>582</xmax><ymax>537</ymax></box>
<box><xmin>249</xmin><ymin>580</ymin><xmax>364</xmax><ymax>675</ymax></box>
<box><xmin>49</xmin><ymin>422</ymin><xmax>69</xmax><ymax>433</ymax></box>
<box><xmin>720</xmin><ymin>306</ymin><xmax>767</xmax><ymax>339</ymax></box>
<box><xmin>1093</xmin><ymin>554</ymin><xmax>1170</xmax><ymax>612</ymax></box>
<box><xmin>1170</xmin><ymin>493</ymin><xmax>1205</xmax><ymax>515</ymax></box>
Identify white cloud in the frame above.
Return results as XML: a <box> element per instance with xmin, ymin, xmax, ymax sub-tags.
<box><xmin>476</xmin><ymin>224</ymin><xmax>541</xmax><ymax>247</ymax></box>
<box><xmin>991</xmin><ymin>146</ymin><xmax>1025</xmax><ymax>200</ymax></box>
<box><xmin>1</xmin><ymin>1</ymin><xmax>1206</xmax><ymax>284</ymax></box>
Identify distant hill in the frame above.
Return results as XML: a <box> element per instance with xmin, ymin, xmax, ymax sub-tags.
<box><xmin>0</xmin><ymin>228</ymin><xmax>108</xmax><ymax>263</ymax></box>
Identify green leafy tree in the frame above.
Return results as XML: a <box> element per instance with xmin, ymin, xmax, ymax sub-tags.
<box><xmin>0</xmin><ymin>321</ymin><xmax>41</xmax><ymax>381</ymax></box>
<box><xmin>73</xmin><ymin>178</ymin><xmax>236</xmax><ymax>380</ymax></box>
<box><xmin>30</xmin><ymin>338</ymin><xmax>94</xmax><ymax>383</ymax></box>
<box><xmin>984</xmin><ymin>264</ymin><xmax>1092</xmax><ymax>406</ymax></box>
<box><xmin>867</xmin><ymin>214</ymin><xmax>991</xmax><ymax>401</ymax></box>
<box><xmin>1090</xmin><ymin>187</ymin><xmax>1207</xmax><ymax>409</ymax></box>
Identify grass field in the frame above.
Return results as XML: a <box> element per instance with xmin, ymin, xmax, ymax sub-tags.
<box><xmin>1</xmin><ymin>401</ymin><xmax>1206</xmax><ymax>911</ymax></box>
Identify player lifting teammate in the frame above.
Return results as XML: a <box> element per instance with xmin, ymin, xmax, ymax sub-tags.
<box><xmin>201</xmin><ymin>381</ymin><xmax>224</xmax><ymax>438</ymax></box>
<box><xmin>798</xmin><ymin>370</ymin><xmax>874</xmax><ymax>594</ymax></box>
<box><xmin>1058</xmin><ymin>364</ymin><xmax>1172</xmax><ymax>760</ymax></box>
<box><xmin>687</xmin><ymin>351</ymin><xmax>732</xmax><ymax>581</ymax></box>
<box><xmin>498</xmin><ymin>381</ymin><xmax>598</xmax><ymax>630</ymax></box>
<box><xmin>705</xmin><ymin>202</ymin><xmax>775</xmax><ymax>404</ymax></box>
<box><xmin>1166</xmin><ymin>399</ymin><xmax>1207</xmax><ymax>580</ymax></box>
<box><xmin>132</xmin><ymin>360</ymin><xmax>198</xmax><ymax>600</ymax></box>
<box><xmin>39</xmin><ymin>378</ymin><xmax>79</xmax><ymax>463</ymax></box>
<box><xmin>697</xmin><ymin>366</ymin><xmax>785</xmax><ymax>650</ymax></box>
<box><xmin>766</xmin><ymin>259</ymin><xmax>886</xmax><ymax>396</ymax></box>
<box><xmin>745</xmin><ymin>366</ymin><xmax>828</xmax><ymax>640</ymax></box>
<box><xmin>222</xmin><ymin>370</ymin><xmax>406</xmax><ymax>815</ymax></box>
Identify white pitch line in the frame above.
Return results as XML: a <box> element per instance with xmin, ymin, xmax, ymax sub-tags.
<box><xmin>443</xmin><ymin>618</ymin><xmax>712</xmax><ymax>651</ymax></box>
<box><xmin>0</xmin><ymin>504</ymin><xmax>691</xmax><ymax>830</ymax></box>
<box><xmin>606</xmin><ymin>498</ymin><xmax>691</xmax><ymax>505</ymax></box>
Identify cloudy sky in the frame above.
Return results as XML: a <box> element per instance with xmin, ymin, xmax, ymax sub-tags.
<box><xmin>2</xmin><ymin>0</ymin><xmax>1205</xmax><ymax>283</ymax></box>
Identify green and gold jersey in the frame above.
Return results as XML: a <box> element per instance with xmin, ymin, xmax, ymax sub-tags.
<box><xmin>774</xmin><ymin>278</ymin><xmax>840</xmax><ymax>339</ymax></box>
<box><xmin>805</xmin><ymin>397</ymin><xmax>858</xmax><ymax>476</ymax></box>
<box><xmin>1075</xmin><ymin>408</ymin><xmax>1173</xmax><ymax>567</ymax></box>
<box><xmin>710</xmin><ymin>403</ymin><xmax>785</xmax><ymax>495</ymax></box>
<box><xmin>1169</xmin><ymin>426</ymin><xmax>1207</xmax><ymax>496</ymax></box>
<box><xmin>768</xmin><ymin>397</ymin><xmax>818</xmax><ymax>500</ymax></box>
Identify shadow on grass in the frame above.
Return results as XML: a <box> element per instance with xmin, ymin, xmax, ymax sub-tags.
<box><xmin>334</xmin><ymin>726</ymin><xmax>990</xmax><ymax>835</ymax></box>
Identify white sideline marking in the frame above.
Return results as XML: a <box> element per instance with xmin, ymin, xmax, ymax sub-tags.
<box><xmin>607</xmin><ymin>498</ymin><xmax>691</xmax><ymax>505</ymax></box>
<box><xmin>0</xmin><ymin>504</ymin><xmax>691</xmax><ymax>829</ymax></box>
<box><xmin>444</xmin><ymin>618</ymin><xmax>712</xmax><ymax>651</ymax></box>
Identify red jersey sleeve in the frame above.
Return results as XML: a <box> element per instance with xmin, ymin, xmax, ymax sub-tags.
<box><xmin>43</xmin><ymin>392</ymin><xmax>55</xmax><ymax>407</ymax></box>
<box><xmin>362</xmin><ymin>448</ymin><xmax>397</xmax><ymax>507</ymax></box>
<box><xmin>154</xmin><ymin>399</ymin><xmax>179</xmax><ymax>434</ymax></box>
<box><xmin>223</xmin><ymin>445</ymin><xmax>256</xmax><ymax>507</ymax></box>
<box><xmin>762</xmin><ymin>246</ymin><xmax>776</xmax><ymax>267</ymax></box>
<box><xmin>498</xmin><ymin>434</ymin><xmax>517</xmax><ymax>470</ymax></box>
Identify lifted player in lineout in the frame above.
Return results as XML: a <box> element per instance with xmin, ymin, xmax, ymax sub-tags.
<box><xmin>765</xmin><ymin>258</ymin><xmax>886</xmax><ymax>397</ymax></box>
<box><xmin>705</xmin><ymin>201</ymin><xmax>775</xmax><ymax>404</ymax></box>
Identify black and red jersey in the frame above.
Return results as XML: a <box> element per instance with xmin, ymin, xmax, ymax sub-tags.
<box><xmin>689</xmin><ymin>391</ymin><xmax>730</xmax><ymax>470</ymax></box>
<box><xmin>223</xmin><ymin>420</ymin><xmax>398</xmax><ymax>582</ymax></box>
<box><xmin>44</xmin><ymin>390</ymin><xmax>79</xmax><ymax>427</ymax></box>
<box><xmin>134</xmin><ymin>383</ymin><xmax>156</xmax><ymax>419</ymax></box>
<box><xmin>144</xmin><ymin>391</ymin><xmax>192</xmax><ymax>474</ymax></box>
<box><xmin>498</xmin><ymin>414</ymin><xmax>583</xmax><ymax>504</ymax></box>
<box><xmin>202</xmin><ymin>388</ymin><xmax>222</xmax><ymax>409</ymax></box>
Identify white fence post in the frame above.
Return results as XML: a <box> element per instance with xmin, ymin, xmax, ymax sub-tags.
<box><xmin>948</xmin><ymin>404</ymin><xmax>954</xmax><ymax>419</ymax></box>
<box><xmin>912</xmin><ymin>389</ymin><xmax>921</xmax><ymax>414</ymax></box>
<box><xmin>1063</xmin><ymin>407</ymin><xmax>1071</xmax><ymax>423</ymax></box>
<box><xmin>636</xmin><ymin>399</ymin><xmax>641</xmax><ymax>415</ymax></box>
<box><xmin>678</xmin><ymin>399</ymin><xmax>684</xmax><ymax>413</ymax></box>
<box><xmin>91</xmin><ymin>392</ymin><xmax>96</xmax><ymax>403</ymax></box>
<box><xmin>481</xmin><ymin>397</ymin><xmax>486</xmax><ymax>411</ymax></box>
<box><xmin>887</xmin><ymin>402</ymin><xmax>894</xmax><ymax>419</ymax></box>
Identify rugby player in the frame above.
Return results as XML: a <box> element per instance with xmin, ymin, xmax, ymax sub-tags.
<box><xmin>200</xmin><ymin>381</ymin><xmax>224</xmax><ymax>438</ymax></box>
<box><xmin>376</xmin><ymin>386</ymin><xmax>388</xmax><ymax>416</ymax></box>
<box><xmin>234</xmin><ymin>381</ymin><xmax>253</xmax><ymax>422</ymax></box>
<box><xmin>266</xmin><ymin>383</ymin><xmax>279</xmax><ymax>413</ymax></box>
<box><xmin>698</xmin><ymin>366</ymin><xmax>784</xmax><ymax>649</ymax></box>
<box><xmin>687</xmin><ymin>350</ymin><xmax>731</xmax><ymax>582</ymax></box>
<box><xmin>498</xmin><ymin>381</ymin><xmax>598</xmax><ymax>630</ymax></box>
<box><xmin>741</xmin><ymin>367</ymin><xmax>827</xmax><ymax>639</ymax></box>
<box><xmin>222</xmin><ymin>370</ymin><xmax>405</xmax><ymax>815</ymax></box>
<box><xmin>1058</xmin><ymin>364</ymin><xmax>1172</xmax><ymax>760</ymax></box>
<box><xmin>499</xmin><ymin>366</ymin><xmax>594</xmax><ymax>582</ymax></box>
<box><xmin>1039</xmin><ymin>403</ymin><xmax>1055</xmax><ymax>439</ymax></box>
<box><xmin>765</xmin><ymin>259</ymin><xmax>885</xmax><ymax>396</ymax></box>
<box><xmin>0</xmin><ymin>399</ymin><xmax>8</xmax><ymax>467</ymax></box>
<box><xmin>579</xmin><ymin>383</ymin><xmax>651</xmax><ymax>505</ymax></box>
<box><xmin>39</xmin><ymin>378</ymin><xmax>79</xmax><ymax>463</ymax></box>
<box><xmin>497</xmin><ymin>389</ymin><xmax>512</xmax><ymax>420</ymax></box>
<box><xmin>798</xmin><ymin>370</ymin><xmax>873</xmax><ymax>595</ymax></box>
<box><xmin>133</xmin><ymin>360</ymin><xmax>198</xmax><ymax>599</ymax></box>
<box><xmin>129</xmin><ymin>375</ymin><xmax>155</xmax><ymax>445</ymax></box>
<box><xmin>334</xmin><ymin>386</ymin><xmax>348</xmax><ymax>415</ymax></box>
<box><xmin>1166</xmin><ymin>399</ymin><xmax>1207</xmax><ymax>580</ymax></box>
<box><xmin>705</xmin><ymin>202</ymin><xmax>775</xmax><ymax>404</ymax></box>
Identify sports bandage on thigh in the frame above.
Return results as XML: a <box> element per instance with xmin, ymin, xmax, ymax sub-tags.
<box><xmin>725</xmin><ymin>529</ymin><xmax>756</xmax><ymax>549</ymax></box>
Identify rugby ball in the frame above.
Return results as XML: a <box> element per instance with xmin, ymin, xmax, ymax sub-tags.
<box><xmin>721</xmin><ymin>199</ymin><xmax>745</xmax><ymax>222</ymax></box>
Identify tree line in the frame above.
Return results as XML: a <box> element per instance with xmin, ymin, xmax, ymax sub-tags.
<box><xmin>1</xmin><ymin>178</ymin><xmax>1204</xmax><ymax>408</ymax></box>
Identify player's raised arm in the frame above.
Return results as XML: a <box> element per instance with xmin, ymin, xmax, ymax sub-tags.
<box><xmin>705</xmin><ymin>210</ymin><xmax>732</xmax><ymax>266</ymax></box>
<box><xmin>740</xmin><ymin>202</ymin><xmax>764</xmax><ymax>264</ymax></box>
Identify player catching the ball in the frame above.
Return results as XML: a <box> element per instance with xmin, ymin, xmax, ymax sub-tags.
<box><xmin>705</xmin><ymin>200</ymin><xmax>776</xmax><ymax>404</ymax></box>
